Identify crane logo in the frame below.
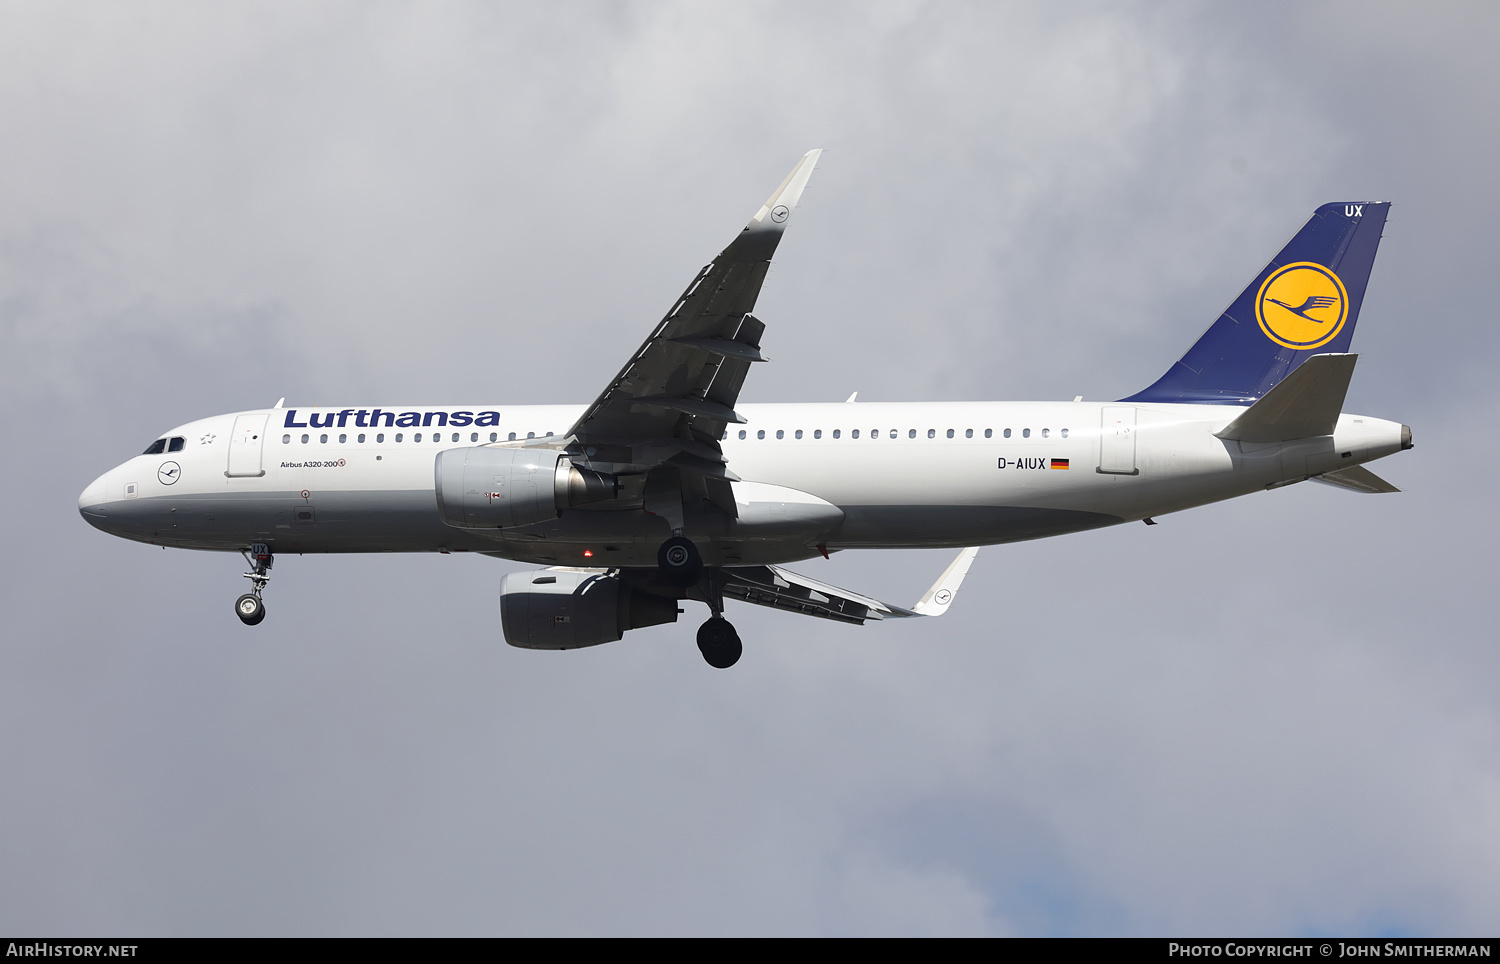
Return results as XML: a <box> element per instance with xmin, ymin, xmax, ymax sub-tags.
<box><xmin>1255</xmin><ymin>262</ymin><xmax>1349</xmax><ymax>350</ymax></box>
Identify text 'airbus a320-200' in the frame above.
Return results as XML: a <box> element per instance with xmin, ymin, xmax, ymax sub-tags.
<box><xmin>79</xmin><ymin>151</ymin><xmax>1410</xmax><ymax>668</ymax></box>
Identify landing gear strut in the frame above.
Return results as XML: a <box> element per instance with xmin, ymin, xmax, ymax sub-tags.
<box><xmin>695</xmin><ymin>569</ymin><xmax>741</xmax><ymax>668</ymax></box>
<box><xmin>236</xmin><ymin>543</ymin><xmax>273</xmax><ymax>626</ymax></box>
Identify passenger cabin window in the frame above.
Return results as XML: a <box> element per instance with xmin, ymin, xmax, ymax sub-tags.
<box><xmin>1003</xmin><ymin>428</ymin><xmax>1011</xmax><ymax>438</ymax></box>
<box><xmin>143</xmin><ymin>439</ymin><xmax>167</xmax><ymax>455</ymax></box>
<box><xmin>1022</xmin><ymin>429</ymin><xmax>1030</xmax><ymax>438</ymax></box>
<box><xmin>833</xmin><ymin>429</ymin><xmax>841</xmax><ymax>438</ymax></box>
<box><xmin>985</xmin><ymin>429</ymin><xmax>993</xmax><ymax>438</ymax></box>
<box><xmin>851</xmin><ymin>430</ymin><xmax>859</xmax><ymax>438</ymax></box>
<box><xmin>489</xmin><ymin>433</ymin><xmax>497</xmax><ymax>442</ymax></box>
<box><xmin>1061</xmin><ymin>428</ymin><xmax>1069</xmax><ymax>438</ymax></box>
<box><xmin>813</xmin><ymin>429</ymin><xmax>821</xmax><ymax>439</ymax></box>
<box><xmin>301</xmin><ymin>434</ymin><xmax>310</xmax><ymax>444</ymax></box>
<box><xmin>320</xmin><ymin>434</ymin><xmax>329</xmax><ymax>443</ymax></box>
<box><xmin>946</xmin><ymin>429</ymin><xmax>954</xmax><ymax>438</ymax></box>
<box><xmin>282</xmin><ymin>435</ymin><xmax>290</xmax><ymax>444</ymax></box>
<box><xmin>739</xmin><ymin>430</ymin><xmax>747</xmax><ymax>439</ymax></box>
<box><xmin>795</xmin><ymin>430</ymin><xmax>803</xmax><ymax>439</ymax></box>
<box><xmin>966</xmin><ymin>429</ymin><xmax>973</xmax><ymax>438</ymax></box>
<box><xmin>377</xmin><ymin>434</ymin><xmax>385</xmax><ymax>442</ymax></box>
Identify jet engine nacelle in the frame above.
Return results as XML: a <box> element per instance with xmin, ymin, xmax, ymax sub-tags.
<box><xmin>500</xmin><ymin>570</ymin><xmax>679</xmax><ymax>649</ymax></box>
<box><xmin>435</xmin><ymin>447</ymin><xmax>616</xmax><ymax>529</ymax></box>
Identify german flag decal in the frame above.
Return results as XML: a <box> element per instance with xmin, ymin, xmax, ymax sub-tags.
<box><xmin>1050</xmin><ymin>458</ymin><xmax>1070</xmax><ymax>470</ymax></box>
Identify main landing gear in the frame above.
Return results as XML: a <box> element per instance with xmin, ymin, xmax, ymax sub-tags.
<box><xmin>657</xmin><ymin>535</ymin><xmax>703</xmax><ymax>586</ymax></box>
<box><xmin>693</xmin><ymin>561</ymin><xmax>741</xmax><ymax>669</ymax></box>
<box><xmin>657</xmin><ymin>536</ymin><xmax>741</xmax><ymax>668</ymax></box>
<box><xmin>235</xmin><ymin>543</ymin><xmax>273</xmax><ymax>626</ymax></box>
<box><xmin>696</xmin><ymin>617</ymin><xmax>742</xmax><ymax>669</ymax></box>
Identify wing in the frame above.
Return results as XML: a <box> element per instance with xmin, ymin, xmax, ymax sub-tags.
<box><xmin>562</xmin><ymin>150</ymin><xmax>822</xmax><ymax>513</ymax></box>
<box><xmin>717</xmin><ymin>548</ymin><xmax>981</xmax><ymax>626</ymax></box>
<box><xmin>536</xmin><ymin>548</ymin><xmax>981</xmax><ymax>627</ymax></box>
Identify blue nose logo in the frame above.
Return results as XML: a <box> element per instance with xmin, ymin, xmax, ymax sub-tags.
<box><xmin>158</xmin><ymin>461</ymin><xmax>181</xmax><ymax>485</ymax></box>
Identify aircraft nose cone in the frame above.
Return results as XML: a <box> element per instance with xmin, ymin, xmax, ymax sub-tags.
<box><xmin>79</xmin><ymin>473</ymin><xmax>109</xmax><ymax>512</ymax></box>
<box><xmin>78</xmin><ymin>471</ymin><xmax>121</xmax><ymax>530</ymax></box>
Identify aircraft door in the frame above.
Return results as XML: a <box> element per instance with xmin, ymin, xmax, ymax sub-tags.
<box><xmin>1098</xmin><ymin>406</ymin><xmax>1139</xmax><ymax>475</ymax></box>
<box><xmin>226</xmin><ymin>414</ymin><xmax>270</xmax><ymax>478</ymax></box>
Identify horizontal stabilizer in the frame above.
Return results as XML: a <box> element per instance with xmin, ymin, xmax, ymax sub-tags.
<box><xmin>911</xmin><ymin>547</ymin><xmax>980</xmax><ymax>616</ymax></box>
<box><xmin>1310</xmin><ymin>464</ymin><xmax>1401</xmax><ymax>493</ymax></box>
<box><xmin>1215</xmin><ymin>353</ymin><xmax>1357</xmax><ymax>443</ymax></box>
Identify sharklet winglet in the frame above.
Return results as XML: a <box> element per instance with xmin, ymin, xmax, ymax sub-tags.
<box><xmin>910</xmin><ymin>547</ymin><xmax>980</xmax><ymax>616</ymax></box>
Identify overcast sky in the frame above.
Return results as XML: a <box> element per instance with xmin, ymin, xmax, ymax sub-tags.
<box><xmin>2</xmin><ymin>1</ymin><xmax>1497</xmax><ymax>936</ymax></box>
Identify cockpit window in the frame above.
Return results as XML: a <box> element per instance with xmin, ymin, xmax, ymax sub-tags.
<box><xmin>167</xmin><ymin>437</ymin><xmax>185</xmax><ymax>452</ymax></box>
<box><xmin>143</xmin><ymin>439</ymin><xmax>167</xmax><ymax>455</ymax></box>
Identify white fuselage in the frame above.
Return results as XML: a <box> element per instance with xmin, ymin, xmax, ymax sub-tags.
<box><xmin>78</xmin><ymin>400</ymin><xmax>1408</xmax><ymax>568</ymax></box>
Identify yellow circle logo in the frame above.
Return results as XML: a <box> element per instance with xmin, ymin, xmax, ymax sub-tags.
<box><xmin>1255</xmin><ymin>262</ymin><xmax>1349</xmax><ymax>350</ymax></box>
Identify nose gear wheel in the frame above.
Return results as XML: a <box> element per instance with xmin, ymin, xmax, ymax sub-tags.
<box><xmin>235</xmin><ymin>593</ymin><xmax>265</xmax><ymax>625</ymax></box>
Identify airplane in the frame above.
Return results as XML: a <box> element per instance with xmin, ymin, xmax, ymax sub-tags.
<box><xmin>78</xmin><ymin>151</ymin><xmax>1411</xmax><ymax>669</ymax></box>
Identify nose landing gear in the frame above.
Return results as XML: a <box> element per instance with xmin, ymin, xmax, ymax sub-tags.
<box><xmin>235</xmin><ymin>543</ymin><xmax>273</xmax><ymax>626</ymax></box>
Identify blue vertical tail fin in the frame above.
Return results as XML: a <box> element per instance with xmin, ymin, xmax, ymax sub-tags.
<box><xmin>1122</xmin><ymin>202</ymin><xmax>1390</xmax><ymax>404</ymax></box>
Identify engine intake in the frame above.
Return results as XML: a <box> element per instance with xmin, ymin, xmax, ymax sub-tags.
<box><xmin>435</xmin><ymin>447</ymin><xmax>616</xmax><ymax>529</ymax></box>
<box><xmin>500</xmin><ymin>570</ymin><xmax>679</xmax><ymax>649</ymax></box>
